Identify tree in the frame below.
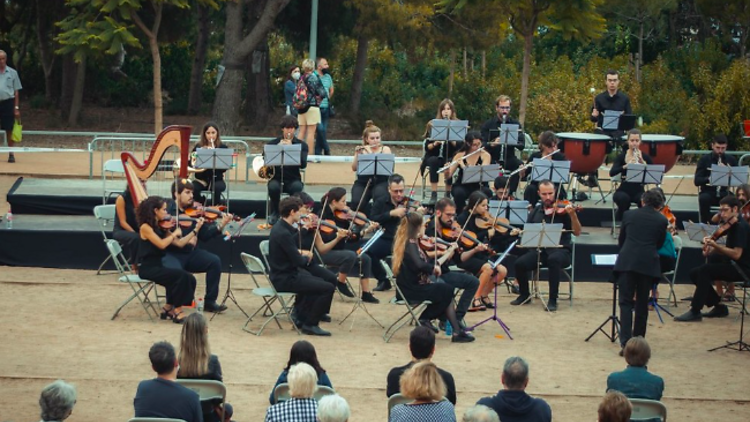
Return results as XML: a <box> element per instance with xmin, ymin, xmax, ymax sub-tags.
<box><xmin>439</xmin><ymin>0</ymin><xmax>606</xmax><ymax>125</ymax></box>
<box><xmin>697</xmin><ymin>0</ymin><xmax>750</xmax><ymax>58</ymax></box>
<box><xmin>187</xmin><ymin>3</ymin><xmax>211</xmax><ymax>115</ymax></box>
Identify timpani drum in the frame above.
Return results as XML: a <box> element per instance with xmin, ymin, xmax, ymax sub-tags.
<box><xmin>556</xmin><ymin>132</ymin><xmax>612</xmax><ymax>174</ymax></box>
<box><xmin>631</xmin><ymin>134</ymin><xmax>684</xmax><ymax>172</ymax></box>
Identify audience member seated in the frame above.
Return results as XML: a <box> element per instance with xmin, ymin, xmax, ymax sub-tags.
<box><xmin>265</xmin><ymin>362</ymin><xmax>319</xmax><ymax>422</ymax></box>
<box><xmin>177</xmin><ymin>313</ymin><xmax>234</xmax><ymax>422</ymax></box>
<box><xmin>39</xmin><ymin>380</ymin><xmax>77</xmax><ymax>422</ymax></box>
<box><xmin>597</xmin><ymin>391</ymin><xmax>632</xmax><ymax>422</ymax></box>
<box><xmin>316</xmin><ymin>394</ymin><xmax>350</xmax><ymax>422</ymax></box>
<box><xmin>607</xmin><ymin>336</ymin><xmax>664</xmax><ymax>422</ymax></box>
<box><xmin>134</xmin><ymin>341</ymin><xmax>202</xmax><ymax>422</ymax></box>
<box><xmin>270</xmin><ymin>340</ymin><xmax>333</xmax><ymax>404</ymax></box>
<box><xmin>386</xmin><ymin>326</ymin><xmax>457</xmax><ymax>404</ymax></box>
<box><xmin>389</xmin><ymin>361</ymin><xmax>456</xmax><ymax>422</ymax></box>
<box><xmin>477</xmin><ymin>356</ymin><xmax>551</xmax><ymax>422</ymax></box>
<box><xmin>462</xmin><ymin>404</ymin><xmax>500</xmax><ymax>422</ymax></box>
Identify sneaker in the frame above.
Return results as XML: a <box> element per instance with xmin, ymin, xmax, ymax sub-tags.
<box><xmin>702</xmin><ymin>304</ymin><xmax>729</xmax><ymax>318</ymax></box>
<box><xmin>8</xmin><ymin>154</ymin><xmax>15</xmax><ymax>163</ymax></box>
<box><xmin>361</xmin><ymin>291</ymin><xmax>380</xmax><ymax>304</ymax></box>
<box><xmin>510</xmin><ymin>295</ymin><xmax>530</xmax><ymax>306</ymax></box>
<box><xmin>452</xmin><ymin>331</ymin><xmax>476</xmax><ymax>343</ymax></box>
<box><xmin>674</xmin><ymin>309</ymin><xmax>703</xmax><ymax>322</ymax></box>
<box><xmin>336</xmin><ymin>282</ymin><xmax>355</xmax><ymax>298</ymax></box>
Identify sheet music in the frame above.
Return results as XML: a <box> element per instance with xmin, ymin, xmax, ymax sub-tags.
<box><xmin>591</xmin><ymin>254</ymin><xmax>618</xmax><ymax>266</ymax></box>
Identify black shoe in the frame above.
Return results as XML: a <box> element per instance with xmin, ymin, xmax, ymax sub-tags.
<box><xmin>361</xmin><ymin>291</ymin><xmax>380</xmax><ymax>304</ymax></box>
<box><xmin>674</xmin><ymin>310</ymin><xmax>703</xmax><ymax>322</ymax></box>
<box><xmin>452</xmin><ymin>331</ymin><xmax>476</xmax><ymax>343</ymax></box>
<box><xmin>618</xmin><ymin>348</ymin><xmax>624</xmax><ymax>357</ymax></box>
<box><xmin>204</xmin><ymin>301</ymin><xmax>228</xmax><ymax>313</ymax></box>
<box><xmin>301</xmin><ymin>324</ymin><xmax>332</xmax><ymax>336</ymax></box>
<box><xmin>8</xmin><ymin>154</ymin><xmax>15</xmax><ymax>163</ymax></box>
<box><xmin>574</xmin><ymin>192</ymin><xmax>588</xmax><ymax>201</ymax></box>
<box><xmin>438</xmin><ymin>320</ymin><xmax>447</xmax><ymax>332</ymax></box>
<box><xmin>336</xmin><ymin>282</ymin><xmax>355</xmax><ymax>298</ymax></box>
<box><xmin>320</xmin><ymin>314</ymin><xmax>332</xmax><ymax>323</ymax></box>
<box><xmin>681</xmin><ymin>296</ymin><xmax>693</xmax><ymax>302</ymax></box>
<box><xmin>268</xmin><ymin>213</ymin><xmax>279</xmax><ymax>225</ymax></box>
<box><xmin>373</xmin><ymin>281</ymin><xmax>392</xmax><ymax>291</ymax></box>
<box><xmin>510</xmin><ymin>284</ymin><xmax>520</xmax><ymax>295</ymax></box>
<box><xmin>419</xmin><ymin>319</ymin><xmax>439</xmax><ymax>333</ymax></box>
<box><xmin>510</xmin><ymin>295</ymin><xmax>530</xmax><ymax>306</ymax></box>
<box><xmin>702</xmin><ymin>304</ymin><xmax>729</xmax><ymax>318</ymax></box>
<box><xmin>546</xmin><ymin>299</ymin><xmax>558</xmax><ymax>312</ymax></box>
<box><xmin>586</xmin><ymin>174</ymin><xmax>599</xmax><ymax>187</ymax></box>
<box><xmin>428</xmin><ymin>192</ymin><xmax>438</xmax><ymax>205</ymax></box>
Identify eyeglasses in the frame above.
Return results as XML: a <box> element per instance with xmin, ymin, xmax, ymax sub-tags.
<box><xmin>719</xmin><ymin>207</ymin><xmax>733</xmax><ymax>212</ymax></box>
<box><xmin>442</xmin><ymin>212</ymin><xmax>456</xmax><ymax>218</ymax></box>
<box><xmin>498</xmin><ymin>106</ymin><xmax>511</xmax><ymax>110</ymax></box>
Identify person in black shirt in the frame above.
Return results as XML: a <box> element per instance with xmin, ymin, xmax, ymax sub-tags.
<box><xmin>590</xmin><ymin>69</ymin><xmax>633</xmax><ymax>140</ymax></box>
<box><xmin>114</xmin><ymin>188</ymin><xmax>139</xmax><ymax>265</ymax></box>
<box><xmin>675</xmin><ymin>195</ymin><xmax>750</xmax><ymax>322</ymax></box>
<box><xmin>268</xmin><ymin>196</ymin><xmax>335</xmax><ymax>336</ymax></box>
<box><xmin>350</xmin><ymin>120</ymin><xmax>392</xmax><ymax>215</ymax></box>
<box><xmin>610</xmin><ymin>129</ymin><xmax>654</xmax><ymax>221</ymax></box>
<box><xmin>421</xmin><ymin>99</ymin><xmax>462</xmax><ymax>204</ymax></box>
<box><xmin>447</xmin><ymin>131</ymin><xmax>494</xmax><ymax>212</ymax></box>
<box><xmin>266</xmin><ymin>115</ymin><xmax>308</xmax><ymax>225</ymax></box>
<box><xmin>694</xmin><ymin>134</ymin><xmax>738</xmax><ymax>223</ymax></box>
<box><xmin>522</xmin><ymin>131</ymin><xmax>567</xmax><ymax>207</ymax></box>
<box><xmin>191</xmin><ymin>122</ymin><xmax>228</xmax><ymax>205</ymax></box>
<box><xmin>511</xmin><ymin>180</ymin><xmax>582</xmax><ymax>312</ymax></box>
<box><xmin>480</xmin><ymin>95</ymin><xmax>524</xmax><ymax>195</ymax></box>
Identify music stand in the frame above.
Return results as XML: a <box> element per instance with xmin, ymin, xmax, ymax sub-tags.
<box><xmin>489</xmin><ymin>126</ymin><xmax>523</xmax><ymax>166</ymax></box>
<box><xmin>462</xmin><ymin>164</ymin><xmax>500</xmax><ymax>184</ymax></box>
<box><xmin>264</xmin><ymin>144</ymin><xmax>302</xmax><ymax>190</ymax></box>
<box><xmin>489</xmin><ymin>200</ymin><xmax>529</xmax><ymax>225</ymax></box>
<box><xmin>624</xmin><ymin>163</ymin><xmax>665</xmax><ymax>185</ymax></box>
<box><xmin>210</xmin><ymin>213</ymin><xmax>256</xmax><ymax>321</ymax></box>
<box><xmin>466</xmin><ymin>240</ymin><xmax>518</xmax><ymax>338</ymax></box>
<box><xmin>195</xmin><ymin>147</ymin><xmax>235</xmax><ymax>206</ymax></box>
<box><xmin>710</xmin><ymin>165</ymin><xmax>749</xmax><ymax>188</ymax></box>
<box><xmin>340</xmin><ymin>229</ymin><xmax>385</xmax><ymax>330</ymax></box>
<box><xmin>429</xmin><ymin>119</ymin><xmax>468</xmax><ymax>142</ymax></box>
<box><xmin>682</xmin><ymin>222</ymin><xmax>725</xmax><ymax>245</ymax></box>
<box><xmin>530</xmin><ymin>159</ymin><xmax>571</xmax><ymax>184</ymax></box>
<box><xmin>357</xmin><ymin>153</ymin><xmax>395</xmax><ymax>179</ymax></box>
<box><xmin>602</xmin><ymin>111</ymin><xmax>636</xmax><ymax>132</ymax></box>
<box><xmin>519</xmin><ymin>223</ymin><xmax>563</xmax><ymax>310</ymax></box>
<box><xmin>585</xmin><ymin>255</ymin><xmax>621</xmax><ymax>343</ymax></box>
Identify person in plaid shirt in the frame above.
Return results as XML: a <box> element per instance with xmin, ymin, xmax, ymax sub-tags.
<box><xmin>265</xmin><ymin>362</ymin><xmax>320</xmax><ymax>422</ymax></box>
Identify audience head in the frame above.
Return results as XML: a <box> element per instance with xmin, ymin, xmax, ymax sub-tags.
<box><xmin>39</xmin><ymin>380</ymin><xmax>77</xmax><ymax>422</ymax></box>
<box><xmin>501</xmin><ymin>356</ymin><xmax>529</xmax><ymax>391</ymax></box>
<box><xmin>409</xmin><ymin>326</ymin><xmax>436</xmax><ymax>360</ymax></box>
<box><xmin>178</xmin><ymin>313</ymin><xmax>211</xmax><ymax>378</ymax></box>
<box><xmin>288</xmin><ymin>362</ymin><xmax>318</xmax><ymax>399</ymax></box>
<box><xmin>597</xmin><ymin>391</ymin><xmax>632</xmax><ymax>422</ymax></box>
<box><xmin>302</xmin><ymin>58</ymin><xmax>315</xmax><ymax>73</ymax></box>
<box><xmin>317</xmin><ymin>394</ymin><xmax>350</xmax><ymax>422</ymax></box>
<box><xmin>623</xmin><ymin>336</ymin><xmax>651</xmax><ymax>367</ymax></box>
<box><xmin>149</xmin><ymin>341</ymin><xmax>178</xmax><ymax>376</ymax></box>
<box><xmin>399</xmin><ymin>361</ymin><xmax>446</xmax><ymax>402</ymax></box>
<box><xmin>462</xmin><ymin>404</ymin><xmax>500</xmax><ymax>422</ymax></box>
<box><xmin>285</xmin><ymin>340</ymin><xmax>326</xmax><ymax>375</ymax></box>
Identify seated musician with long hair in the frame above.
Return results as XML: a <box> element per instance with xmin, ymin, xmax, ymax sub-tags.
<box><xmin>421</xmin><ymin>99</ymin><xmax>461</xmax><ymax>204</ymax></box>
<box><xmin>191</xmin><ymin>122</ymin><xmax>228</xmax><ymax>205</ymax></box>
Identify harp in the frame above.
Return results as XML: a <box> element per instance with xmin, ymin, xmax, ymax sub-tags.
<box><xmin>121</xmin><ymin>125</ymin><xmax>192</xmax><ymax>206</ymax></box>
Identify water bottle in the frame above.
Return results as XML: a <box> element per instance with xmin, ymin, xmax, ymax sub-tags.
<box><xmin>5</xmin><ymin>207</ymin><xmax>12</xmax><ymax>230</ymax></box>
<box><xmin>197</xmin><ymin>297</ymin><xmax>205</xmax><ymax>314</ymax></box>
<box><xmin>445</xmin><ymin>321</ymin><xmax>453</xmax><ymax>337</ymax></box>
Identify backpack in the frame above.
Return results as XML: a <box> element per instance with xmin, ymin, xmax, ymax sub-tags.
<box><xmin>292</xmin><ymin>75</ymin><xmax>310</xmax><ymax>112</ymax></box>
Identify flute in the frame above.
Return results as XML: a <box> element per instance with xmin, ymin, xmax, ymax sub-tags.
<box><xmin>438</xmin><ymin>147</ymin><xmax>485</xmax><ymax>173</ymax></box>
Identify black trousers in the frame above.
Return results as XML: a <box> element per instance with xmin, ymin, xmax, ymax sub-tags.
<box><xmin>268</xmin><ymin>179</ymin><xmax>304</xmax><ymax>216</ymax></box>
<box><xmin>193</xmin><ymin>179</ymin><xmax>226</xmax><ymax>205</ymax></box>
<box><xmin>515</xmin><ymin>248</ymin><xmax>571</xmax><ymax>300</ymax></box>
<box><xmin>401</xmin><ymin>281</ymin><xmax>454</xmax><ymax>321</ymax></box>
<box><xmin>114</xmin><ymin>229</ymin><xmax>140</xmax><ymax>264</ymax></box>
<box><xmin>366</xmin><ymin>236</ymin><xmax>393</xmax><ymax>286</ymax></box>
<box><xmin>300</xmin><ymin>264</ymin><xmax>338</xmax><ymax>314</ymax></box>
<box><xmin>690</xmin><ymin>257</ymin><xmax>746</xmax><ymax>312</ymax></box>
<box><xmin>273</xmin><ymin>272</ymin><xmax>334</xmax><ymax>325</ymax></box>
<box><xmin>423</xmin><ymin>155</ymin><xmax>452</xmax><ymax>186</ymax></box>
<box><xmin>618</xmin><ymin>271</ymin><xmax>654</xmax><ymax>347</ymax></box>
<box><xmin>163</xmin><ymin>249</ymin><xmax>222</xmax><ymax>303</ymax></box>
<box><xmin>139</xmin><ymin>259</ymin><xmax>196</xmax><ymax>307</ymax></box>
<box><xmin>698</xmin><ymin>190</ymin><xmax>727</xmax><ymax>223</ymax></box>
<box><xmin>614</xmin><ymin>189</ymin><xmax>643</xmax><ymax>221</ymax></box>
<box><xmin>350</xmin><ymin>180</ymin><xmax>389</xmax><ymax>215</ymax></box>
<box><xmin>451</xmin><ymin>183</ymin><xmax>492</xmax><ymax>213</ymax></box>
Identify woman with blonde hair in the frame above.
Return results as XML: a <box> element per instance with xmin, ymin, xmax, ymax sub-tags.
<box><xmin>421</xmin><ymin>99</ymin><xmax>461</xmax><ymax>204</ymax></box>
<box><xmin>350</xmin><ymin>120</ymin><xmax>392</xmax><ymax>213</ymax></box>
<box><xmin>297</xmin><ymin>58</ymin><xmax>328</xmax><ymax>153</ymax></box>
<box><xmin>177</xmin><ymin>313</ymin><xmax>233</xmax><ymax>422</ymax></box>
<box><xmin>389</xmin><ymin>361</ymin><xmax>456</xmax><ymax>421</ymax></box>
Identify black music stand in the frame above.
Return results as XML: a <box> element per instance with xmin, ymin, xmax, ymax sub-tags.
<box><xmin>210</xmin><ymin>213</ymin><xmax>256</xmax><ymax>321</ymax></box>
<box><xmin>264</xmin><ymin>144</ymin><xmax>302</xmax><ymax>187</ymax></box>
<box><xmin>489</xmin><ymin>200</ymin><xmax>529</xmax><ymax>226</ymax></box>
<box><xmin>518</xmin><ymin>222</ymin><xmax>564</xmax><ymax>311</ymax></box>
<box><xmin>466</xmin><ymin>241</ymin><xmax>518</xmax><ymax>338</ymax></box>
<box><xmin>708</xmin><ymin>262</ymin><xmax>750</xmax><ymax>352</ymax></box>
<box><xmin>462</xmin><ymin>164</ymin><xmax>500</xmax><ymax>185</ymax></box>
<box><xmin>585</xmin><ymin>254</ymin><xmax>621</xmax><ymax>343</ymax></box>
<box><xmin>625</xmin><ymin>163</ymin><xmax>665</xmax><ymax>185</ymax></box>
<box><xmin>195</xmin><ymin>147</ymin><xmax>234</xmax><ymax>206</ymax></box>
<box><xmin>489</xmin><ymin>126</ymin><xmax>523</xmax><ymax>166</ymax></box>
<box><xmin>339</xmin><ymin>229</ymin><xmax>385</xmax><ymax>330</ymax></box>
<box><xmin>710</xmin><ymin>165</ymin><xmax>750</xmax><ymax>188</ymax></box>
<box><xmin>357</xmin><ymin>153</ymin><xmax>395</xmax><ymax>179</ymax></box>
<box><xmin>530</xmin><ymin>159</ymin><xmax>571</xmax><ymax>184</ymax></box>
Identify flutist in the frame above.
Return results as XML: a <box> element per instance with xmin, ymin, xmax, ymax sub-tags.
<box><xmin>610</xmin><ymin>129</ymin><xmax>653</xmax><ymax>221</ymax></box>
<box><xmin>694</xmin><ymin>134</ymin><xmax>738</xmax><ymax>223</ymax></box>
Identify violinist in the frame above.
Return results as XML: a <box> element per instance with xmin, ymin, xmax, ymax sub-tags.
<box><xmin>675</xmin><ymin>195</ymin><xmax>750</xmax><ymax>322</ymax></box>
<box><xmin>421</xmin><ymin>99</ymin><xmax>462</xmax><ymax>204</ymax></box>
<box><xmin>522</xmin><ymin>131</ymin><xmax>567</xmax><ymax>207</ymax></box>
<box><xmin>266</xmin><ymin>115</ymin><xmax>308</xmax><ymax>226</ymax></box>
<box><xmin>609</xmin><ymin>129</ymin><xmax>654</xmax><ymax>221</ymax></box>
<box><xmin>455</xmin><ymin>191</ymin><xmax>510</xmax><ymax>312</ymax></box>
<box><xmin>480</xmin><ymin>94</ymin><xmax>524</xmax><ymax>193</ymax></box>
<box><xmin>708</xmin><ymin>185</ymin><xmax>750</xmax><ymax>302</ymax></box>
<box><xmin>391</xmin><ymin>212</ymin><xmax>475</xmax><ymax>343</ymax></box>
<box><xmin>491</xmin><ymin>176</ymin><xmax>515</xmax><ymax>202</ymax></box>
<box><xmin>694</xmin><ymin>134</ymin><xmax>738</xmax><ymax>223</ymax></box>
<box><xmin>307</xmin><ymin>189</ymin><xmax>380</xmax><ymax>303</ymax></box>
<box><xmin>113</xmin><ymin>188</ymin><xmax>140</xmax><ymax>267</ymax></box>
<box><xmin>447</xmin><ymin>131</ymin><xmax>493</xmax><ymax>212</ymax></box>
<box><xmin>351</xmin><ymin>120</ymin><xmax>392</xmax><ymax>214</ymax></box>
<box><xmin>425</xmin><ymin>198</ymin><xmax>480</xmax><ymax>328</ymax></box>
<box><xmin>136</xmin><ymin>196</ymin><xmax>198</xmax><ymax>324</ymax></box>
<box><xmin>165</xmin><ymin>179</ymin><xmax>232</xmax><ymax>314</ymax></box>
<box><xmin>191</xmin><ymin>122</ymin><xmax>229</xmax><ymax>205</ymax></box>
<box><xmin>511</xmin><ymin>180</ymin><xmax>581</xmax><ymax>312</ymax></box>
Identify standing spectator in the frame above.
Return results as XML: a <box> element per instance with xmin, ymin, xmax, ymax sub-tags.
<box><xmin>285</xmin><ymin>65</ymin><xmax>301</xmax><ymax>117</ymax></box>
<box><xmin>265</xmin><ymin>362</ymin><xmax>319</xmax><ymax>422</ymax></box>
<box><xmin>297</xmin><ymin>58</ymin><xmax>327</xmax><ymax>154</ymax></box>
<box><xmin>0</xmin><ymin>49</ymin><xmax>22</xmax><ymax>163</ymax></box>
<box><xmin>315</xmin><ymin>57</ymin><xmax>334</xmax><ymax>156</ymax></box>
<box><xmin>462</xmin><ymin>405</ymin><xmax>499</xmax><ymax>422</ymax></box>
<box><xmin>389</xmin><ymin>361</ymin><xmax>456</xmax><ymax>422</ymax></box>
<box><xmin>134</xmin><ymin>341</ymin><xmax>203</xmax><ymax>422</ymax></box>
<box><xmin>477</xmin><ymin>356</ymin><xmax>552</xmax><ymax>422</ymax></box>
<box><xmin>316</xmin><ymin>394</ymin><xmax>350</xmax><ymax>422</ymax></box>
<box><xmin>607</xmin><ymin>337</ymin><xmax>664</xmax><ymax>401</ymax></box>
<box><xmin>597</xmin><ymin>391</ymin><xmax>632</xmax><ymax>422</ymax></box>
<box><xmin>39</xmin><ymin>380</ymin><xmax>77</xmax><ymax>422</ymax></box>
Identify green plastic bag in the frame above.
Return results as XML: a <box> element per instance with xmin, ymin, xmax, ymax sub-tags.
<box><xmin>11</xmin><ymin>119</ymin><xmax>21</xmax><ymax>143</ymax></box>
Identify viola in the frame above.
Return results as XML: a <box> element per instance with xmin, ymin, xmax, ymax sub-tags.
<box><xmin>544</xmin><ymin>200</ymin><xmax>583</xmax><ymax>216</ymax></box>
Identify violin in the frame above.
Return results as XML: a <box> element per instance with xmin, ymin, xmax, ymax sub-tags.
<box><xmin>544</xmin><ymin>200</ymin><xmax>583</xmax><ymax>216</ymax></box>
<box><xmin>398</xmin><ymin>197</ymin><xmax>423</xmax><ymax>212</ymax></box>
<box><xmin>475</xmin><ymin>215</ymin><xmax>517</xmax><ymax>234</ymax></box>
<box><xmin>660</xmin><ymin>205</ymin><xmax>677</xmax><ymax>229</ymax></box>
<box><xmin>159</xmin><ymin>216</ymin><xmax>177</xmax><ymax>230</ymax></box>
<box><xmin>303</xmin><ymin>214</ymin><xmax>344</xmax><ymax>236</ymax></box>
<box><xmin>440</xmin><ymin>221</ymin><xmax>495</xmax><ymax>254</ymax></box>
<box><xmin>741</xmin><ymin>200</ymin><xmax>750</xmax><ymax>223</ymax></box>
<box><xmin>334</xmin><ymin>208</ymin><xmax>372</xmax><ymax>227</ymax></box>
<box><xmin>418</xmin><ymin>235</ymin><xmax>451</xmax><ymax>252</ymax></box>
<box><xmin>703</xmin><ymin>215</ymin><xmax>738</xmax><ymax>255</ymax></box>
<box><xmin>184</xmin><ymin>204</ymin><xmax>240</xmax><ymax>222</ymax></box>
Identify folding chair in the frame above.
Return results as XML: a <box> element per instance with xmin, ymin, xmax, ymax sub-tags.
<box><xmin>660</xmin><ymin>235</ymin><xmax>682</xmax><ymax>308</ymax></box>
<box><xmin>128</xmin><ymin>418</ymin><xmax>187</xmax><ymax>422</ymax></box>
<box><xmin>387</xmin><ymin>393</ymin><xmax>414</xmax><ymax>419</ymax></box>
<box><xmin>94</xmin><ymin>204</ymin><xmax>117</xmax><ymax>275</ymax></box>
<box><xmin>314</xmin><ymin>385</ymin><xmax>336</xmax><ymax>400</ymax></box>
<box><xmin>175</xmin><ymin>379</ymin><xmax>226</xmax><ymax>422</ymax></box>
<box><xmin>628</xmin><ymin>398</ymin><xmax>667</xmax><ymax>421</ymax></box>
<box><xmin>531</xmin><ymin>235</ymin><xmax>576</xmax><ymax>306</ymax></box>
<box><xmin>609</xmin><ymin>174</ymin><xmax>622</xmax><ymax>238</ymax></box>
<box><xmin>380</xmin><ymin>260</ymin><xmax>432</xmax><ymax>343</ymax></box>
<box><xmin>102</xmin><ymin>159</ymin><xmax>125</xmax><ymax>204</ymax></box>
<box><xmin>108</xmin><ymin>240</ymin><xmax>160</xmax><ymax>322</ymax></box>
<box><xmin>240</xmin><ymin>252</ymin><xmax>300</xmax><ymax>336</ymax></box>
<box><xmin>273</xmin><ymin>383</ymin><xmax>336</xmax><ymax>403</ymax></box>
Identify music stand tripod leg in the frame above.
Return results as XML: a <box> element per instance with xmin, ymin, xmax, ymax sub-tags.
<box><xmin>210</xmin><ymin>235</ymin><xmax>249</xmax><ymax>321</ymax></box>
<box><xmin>585</xmin><ymin>280</ymin><xmax>621</xmax><ymax>343</ymax></box>
<box><xmin>339</xmin><ymin>259</ymin><xmax>384</xmax><ymax>330</ymax></box>
<box><xmin>708</xmin><ymin>283</ymin><xmax>750</xmax><ymax>352</ymax></box>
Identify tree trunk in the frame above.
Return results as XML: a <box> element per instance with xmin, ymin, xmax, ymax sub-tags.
<box><xmin>349</xmin><ymin>34</ymin><xmax>369</xmax><ymax>117</ymax></box>
<box><xmin>245</xmin><ymin>35</ymin><xmax>272</xmax><ymax>127</ymax></box>
<box><xmin>68</xmin><ymin>55</ymin><xmax>86</xmax><ymax>126</ymax></box>
<box><xmin>519</xmin><ymin>32</ymin><xmax>533</xmax><ymax>126</ymax></box>
<box><xmin>187</xmin><ymin>4</ymin><xmax>210</xmax><ymax>115</ymax></box>
<box><xmin>35</xmin><ymin>0</ymin><xmax>59</xmax><ymax>103</ymax></box>
<box><xmin>448</xmin><ymin>49</ymin><xmax>456</xmax><ymax>97</ymax></box>
<box><xmin>463</xmin><ymin>48</ymin><xmax>467</xmax><ymax>77</ymax></box>
<box><xmin>481</xmin><ymin>51</ymin><xmax>486</xmax><ymax>79</ymax></box>
<box><xmin>149</xmin><ymin>36</ymin><xmax>163</xmax><ymax>134</ymax></box>
<box><xmin>60</xmin><ymin>53</ymin><xmax>77</xmax><ymax>120</ymax></box>
<box><xmin>637</xmin><ymin>21</ymin><xmax>644</xmax><ymax>83</ymax></box>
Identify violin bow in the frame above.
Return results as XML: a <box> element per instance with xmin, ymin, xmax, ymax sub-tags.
<box><xmin>347</xmin><ymin>179</ymin><xmax>371</xmax><ymax>234</ymax></box>
<box><xmin>309</xmin><ymin>196</ymin><xmax>330</xmax><ymax>263</ymax></box>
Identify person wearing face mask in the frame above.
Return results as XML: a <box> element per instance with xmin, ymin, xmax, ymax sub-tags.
<box><xmin>285</xmin><ymin>65</ymin><xmax>301</xmax><ymax>117</ymax></box>
<box><xmin>315</xmin><ymin>57</ymin><xmax>334</xmax><ymax>156</ymax></box>
<box><xmin>191</xmin><ymin>122</ymin><xmax>228</xmax><ymax>205</ymax></box>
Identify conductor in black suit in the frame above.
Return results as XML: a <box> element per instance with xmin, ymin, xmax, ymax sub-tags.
<box><xmin>614</xmin><ymin>189</ymin><xmax>668</xmax><ymax>350</ymax></box>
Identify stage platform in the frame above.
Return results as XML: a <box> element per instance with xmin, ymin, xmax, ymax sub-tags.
<box><xmin>1</xmin><ymin>176</ymin><xmax>708</xmax><ymax>282</ymax></box>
